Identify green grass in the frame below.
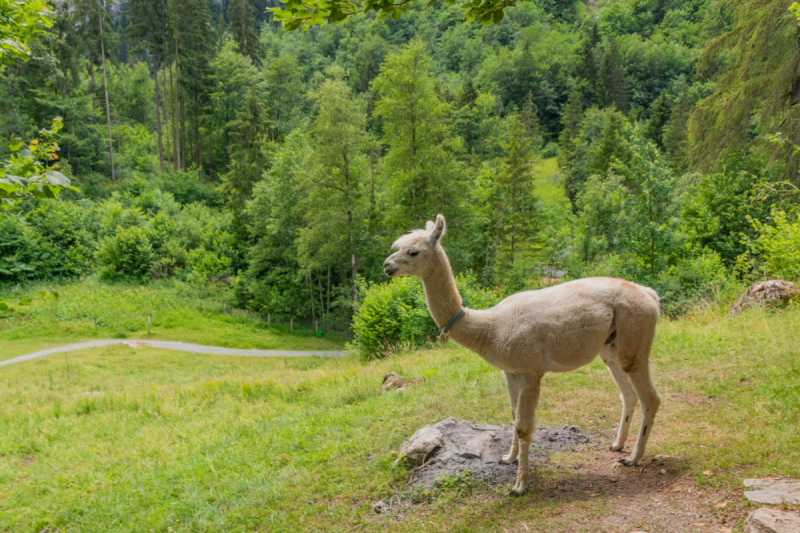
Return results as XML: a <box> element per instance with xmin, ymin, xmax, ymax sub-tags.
<box><xmin>532</xmin><ymin>157</ymin><xmax>563</xmax><ymax>202</ymax></box>
<box><xmin>1</xmin><ymin>305</ymin><xmax>799</xmax><ymax>531</ymax></box>
<box><xmin>0</xmin><ymin>279</ymin><xmax>344</xmax><ymax>360</ymax></box>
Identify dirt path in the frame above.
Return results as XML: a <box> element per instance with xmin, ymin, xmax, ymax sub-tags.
<box><xmin>0</xmin><ymin>339</ymin><xmax>350</xmax><ymax>368</ymax></box>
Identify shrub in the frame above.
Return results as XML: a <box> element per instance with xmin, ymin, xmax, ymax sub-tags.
<box><xmin>97</xmin><ymin>226</ymin><xmax>154</xmax><ymax>280</ymax></box>
<box><xmin>740</xmin><ymin>209</ymin><xmax>800</xmax><ymax>282</ymax></box>
<box><xmin>352</xmin><ymin>274</ymin><xmax>499</xmax><ymax>359</ymax></box>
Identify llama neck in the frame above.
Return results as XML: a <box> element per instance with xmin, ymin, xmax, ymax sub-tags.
<box><xmin>421</xmin><ymin>247</ymin><xmax>492</xmax><ymax>353</ymax></box>
<box><xmin>420</xmin><ymin>246</ymin><xmax>463</xmax><ymax>329</ymax></box>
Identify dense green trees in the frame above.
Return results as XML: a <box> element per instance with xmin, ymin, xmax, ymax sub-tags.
<box><xmin>3</xmin><ymin>0</ymin><xmax>800</xmax><ymax>325</ymax></box>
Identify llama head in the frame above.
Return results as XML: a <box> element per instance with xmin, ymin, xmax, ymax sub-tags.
<box><xmin>383</xmin><ymin>214</ymin><xmax>447</xmax><ymax>278</ymax></box>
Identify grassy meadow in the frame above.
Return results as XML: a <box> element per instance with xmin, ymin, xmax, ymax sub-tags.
<box><xmin>532</xmin><ymin>157</ymin><xmax>562</xmax><ymax>203</ymax></box>
<box><xmin>0</xmin><ymin>280</ymin><xmax>344</xmax><ymax>361</ymax></box>
<box><xmin>1</xmin><ymin>301</ymin><xmax>799</xmax><ymax>532</ymax></box>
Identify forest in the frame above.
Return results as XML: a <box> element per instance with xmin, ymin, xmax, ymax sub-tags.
<box><xmin>2</xmin><ymin>0</ymin><xmax>800</xmax><ymax>341</ymax></box>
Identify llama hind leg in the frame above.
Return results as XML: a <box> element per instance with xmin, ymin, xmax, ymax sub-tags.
<box><xmin>510</xmin><ymin>373</ymin><xmax>542</xmax><ymax>496</ymax></box>
<box><xmin>601</xmin><ymin>349</ymin><xmax>638</xmax><ymax>452</ymax></box>
<box><xmin>620</xmin><ymin>365</ymin><xmax>661</xmax><ymax>466</ymax></box>
<box><xmin>501</xmin><ymin>371</ymin><xmax>520</xmax><ymax>464</ymax></box>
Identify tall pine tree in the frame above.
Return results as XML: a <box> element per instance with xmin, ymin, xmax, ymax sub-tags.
<box><xmin>598</xmin><ymin>39</ymin><xmax>628</xmax><ymax>113</ymax></box>
<box><xmin>227</xmin><ymin>0</ymin><xmax>261</xmax><ymax>63</ymax></box>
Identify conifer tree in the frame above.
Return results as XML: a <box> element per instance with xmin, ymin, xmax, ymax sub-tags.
<box><xmin>227</xmin><ymin>0</ymin><xmax>261</xmax><ymax>63</ymax></box>
<box><xmin>496</xmin><ymin>114</ymin><xmax>539</xmax><ymax>272</ymax></box>
<box><xmin>598</xmin><ymin>39</ymin><xmax>628</xmax><ymax>113</ymax></box>
<box><xmin>558</xmin><ymin>85</ymin><xmax>583</xmax><ymax>203</ymax></box>
<box><xmin>127</xmin><ymin>0</ymin><xmax>170</xmax><ymax>172</ymax></box>
<box><xmin>222</xmin><ymin>84</ymin><xmax>270</xmax><ymax>228</ymax></box>
<box><xmin>174</xmin><ymin>0</ymin><xmax>213</xmax><ymax>168</ymax></box>
<box><xmin>297</xmin><ymin>67</ymin><xmax>368</xmax><ymax>304</ymax></box>
<box><xmin>521</xmin><ymin>90</ymin><xmax>543</xmax><ymax>153</ymax></box>
<box><xmin>373</xmin><ymin>40</ymin><xmax>466</xmax><ymax>232</ymax></box>
<box><xmin>645</xmin><ymin>92</ymin><xmax>671</xmax><ymax>149</ymax></box>
<box><xmin>576</xmin><ymin>32</ymin><xmax>598</xmax><ymax>105</ymax></box>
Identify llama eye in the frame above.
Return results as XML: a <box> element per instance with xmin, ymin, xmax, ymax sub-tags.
<box><xmin>409</xmin><ymin>250</ymin><xmax>419</xmax><ymax>257</ymax></box>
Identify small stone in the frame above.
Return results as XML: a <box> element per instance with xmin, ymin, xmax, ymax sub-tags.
<box><xmin>744</xmin><ymin>507</ymin><xmax>800</xmax><ymax>533</ymax></box>
<box><xmin>461</xmin><ymin>432</ymin><xmax>493</xmax><ymax>459</ymax></box>
<box><xmin>371</xmin><ymin>500</ymin><xmax>389</xmax><ymax>514</ymax></box>
<box><xmin>397</xmin><ymin>426</ymin><xmax>444</xmax><ymax>466</ymax></box>
<box><xmin>744</xmin><ymin>479</ymin><xmax>800</xmax><ymax>505</ymax></box>
<box><xmin>382</xmin><ymin>372</ymin><xmax>423</xmax><ymax>391</ymax></box>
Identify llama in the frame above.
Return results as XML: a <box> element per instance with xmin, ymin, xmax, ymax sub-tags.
<box><xmin>383</xmin><ymin>215</ymin><xmax>662</xmax><ymax>496</ymax></box>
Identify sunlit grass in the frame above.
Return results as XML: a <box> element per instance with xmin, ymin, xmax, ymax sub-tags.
<box><xmin>1</xmin><ymin>305</ymin><xmax>798</xmax><ymax>531</ymax></box>
<box><xmin>0</xmin><ymin>278</ymin><xmax>344</xmax><ymax>360</ymax></box>
<box><xmin>533</xmin><ymin>157</ymin><xmax>563</xmax><ymax>202</ymax></box>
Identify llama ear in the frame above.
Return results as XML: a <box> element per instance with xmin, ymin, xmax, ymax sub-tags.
<box><xmin>428</xmin><ymin>214</ymin><xmax>446</xmax><ymax>244</ymax></box>
<box><xmin>425</xmin><ymin>220</ymin><xmax>435</xmax><ymax>232</ymax></box>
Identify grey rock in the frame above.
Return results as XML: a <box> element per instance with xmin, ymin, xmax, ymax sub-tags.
<box><xmin>744</xmin><ymin>507</ymin><xmax>800</xmax><ymax>533</ymax></box>
<box><xmin>397</xmin><ymin>426</ymin><xmax>444</xmax><ymax>466</ymax></box>
<box><xmin>406</xmin><ymin>418</ymin><xmax>590</xmax><ymax>487</ymax></box>
<box><xmin>744</xmin><ymin>479</ymin><xmax>800</xmax><ymax>504</ymax></box>
<box><xmin>371</xmin><ymin>500</ymin><xmax>389</xmax><ymax>514</ymax></box>
<box><xmin>461</xmin><ymin>432</ymin><xmax>493</xmax><ymax>459</ymax></box>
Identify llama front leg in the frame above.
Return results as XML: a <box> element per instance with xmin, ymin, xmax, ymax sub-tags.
<box><xmin>501</xmin><ymin>371</ymin><xmax>520</xmax><ymax>464</ymax></box>
<box><xmin>620</xmin><ymin>366</ymin><xmax>661</xmax><ymax>466</ymax></box>
<box><xmin>510</xmin><ymin>373</ymin><xmax>542</xmax><ymax>496</ymax></box>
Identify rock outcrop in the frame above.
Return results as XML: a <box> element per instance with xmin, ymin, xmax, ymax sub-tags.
<box><xmin>744</xmin><ymin>508</ymin><xmax>800</xmax><ymax>533</ymax></box>
<box><xmin>729</xmin><ymin>280</ymin><xmax>800</xmax><ymax>316</ymax></box>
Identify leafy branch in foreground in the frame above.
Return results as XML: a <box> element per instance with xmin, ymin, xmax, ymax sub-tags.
<box><xmin>269</xmin><ymin>0</ymin><xmax>512</xmax><ymax>31</ymax></box>
<box><xmin>0</xmin><ymin>0</ymin><xmax>53</xmax><ymax>72</ymax></box>
<box><xmin>0</xmin><ymin>117</ymin><xmax>76</xmax><ymax>213</ymax></box>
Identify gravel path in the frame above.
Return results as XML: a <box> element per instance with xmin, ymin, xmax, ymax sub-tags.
<box><xmin>0</xmin><ymin>340</ymin><xmax>350</xmax><ymax>368</ymax></box>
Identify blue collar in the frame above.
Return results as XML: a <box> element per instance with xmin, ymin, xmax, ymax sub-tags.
<box><xmin>442</xmin><ymin>308</ymin><xmax>465</xmax><ymax>334</ymax></box>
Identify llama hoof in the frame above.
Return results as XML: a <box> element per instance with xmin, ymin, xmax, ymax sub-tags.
<box><xmin>610</xmin><ymin>443</ymin><xmax>624</xmax><ymax>452</ymax></box>
<box><xmin>618</xmin><ymin>458</ymin><xmax>637</xmax><ymax>467</ymax></box>
<box><xmin>500</xmin><ymin>454</ymin><xmax>518</xmax><ymax>464</ymax></box>
<box><xmin>509</xmin><ymin>483</ymin><xmax>527</xmax><ymax>496</ymax></box>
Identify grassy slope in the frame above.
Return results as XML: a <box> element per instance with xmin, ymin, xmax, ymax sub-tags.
<box><xmin>0</xmin><ymin>279</ymin><xmax>344</xmax><ymax>360</ymax></box>
<box><xmin>1</xmin><ymin>306</ymin><xmax>798</xmax><ymax>532</ymax></box>
<box><xmin>532</xmin><ymin>157</ymin><xmax>562</xmax><ymax>203</ymax></box>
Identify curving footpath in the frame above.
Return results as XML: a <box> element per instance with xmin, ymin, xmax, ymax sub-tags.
<box><xmin>0</xmin><ymin>339</ymin><xmax>350</xmax><ymax>368</ymax></box>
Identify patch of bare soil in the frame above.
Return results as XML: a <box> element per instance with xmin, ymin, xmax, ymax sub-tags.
<box><xmin>518</xmin><ymin>442</ymin><xmax>734</xmax><ymax>533</ymax></box>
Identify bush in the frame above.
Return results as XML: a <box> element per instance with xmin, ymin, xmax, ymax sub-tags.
<box><xmin>352</xmin><ymin>274</ymin><xmax>499</xmax><ymax>359</ymax></box>
<box><xmin>740</xmin><ymin>209</ymin><xmax>800</xmax><ymax>282</ymax></box>
<box><xmin>97</xmin><ymin>226</ymin><xmax>154</xmax><ymax>280</ymax></box>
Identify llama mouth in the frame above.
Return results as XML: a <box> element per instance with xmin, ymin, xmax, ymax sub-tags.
<box><xmin>384</xmin><ymin>268</ymin><xmax>398</xmax><ymax>277</ymax></box>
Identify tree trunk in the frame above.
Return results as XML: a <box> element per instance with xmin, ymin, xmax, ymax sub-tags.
<box><xmin>194</xmin><ymin>93</ymin><xmax>202</xmax><ymax>169</ymax></box>
<box><xmin>97</xmin><ymin>9</ymin><xmax>116</xmax><ymax>181</ymax></box>
<box><xmin>169</xmin><ymin>60</ymin><xmax>177</xmax><ymax>170</ymax></box>
<box><xmin>180</xmin><ymin>95</ymin><xmax>187</xmax><ymax>170</ymax></box>
<box><xmin>152</xmin><ymin>50</ymin><xmax>165</xmax><ymax>172</ymax></box>
<box><xmin>344</xmin><ymin>152</ymin><xmax>358</xmax><ymax>303</ymax></box>
<box><xmin>88</xmin><ymin>51</ymin><xmax>96</xmax><ymax>113</ymax></box>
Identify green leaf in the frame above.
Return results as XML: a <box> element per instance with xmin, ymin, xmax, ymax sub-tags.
<box><xmin>9</xmin><ymin>134</ymin><xmax>24</xmax><ymax>152</ymax></box>
<box><xmin>492</xmin><ymin>8</ymin><xmax>504</xmax><ymax>22</ymax></box>
<box><xmin>45</xmin><ymin>170</ymin><xmax>70</xmax><ymax>186</ymax></box>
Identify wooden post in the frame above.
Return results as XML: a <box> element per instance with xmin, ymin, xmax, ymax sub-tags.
<box><xmin>147</xmin><ymin>316</ymin><xmax>151</xmax><ymax>335</ymax></box>
<box><xmin>315</xmin><ymin>320</ymin><xmax>318</xmax><ymax>332</ymax></box>
<box><xmin>268</xmin><ymin>313</ymin><xmax>271</xmax><ymax>325</ymax></box>
<box><xmin>290</xmin><ymin>317</ymin><xmax>293</xmax><ymax>331</ymax></box>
